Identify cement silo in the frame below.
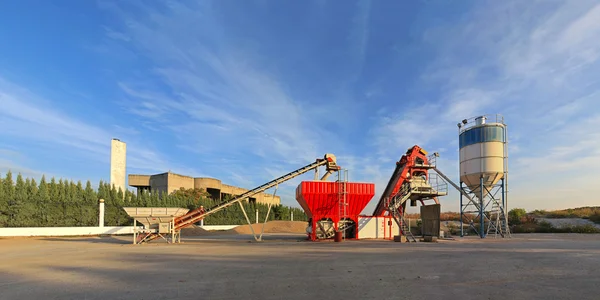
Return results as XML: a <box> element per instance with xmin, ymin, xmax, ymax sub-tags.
<box><xmin>457</xmin><ymin>115</ymin><xmax>509</xmax><ymax>238</ymax></box>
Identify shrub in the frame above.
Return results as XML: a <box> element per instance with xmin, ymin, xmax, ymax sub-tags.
<box><xmin>508</xmin><ymin>208</ymin><xmax>527</xmax><ymax>225</ymax></box>
<box><xmin>589</xmin><ymin>212</ymin><xmax>600</xmax><ymax>224</ymax></box>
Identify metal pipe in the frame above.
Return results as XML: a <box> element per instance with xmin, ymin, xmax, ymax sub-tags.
<box><xmin>460</xmin><ymin>182</ymin><xmax>464</xmax><ymax>237</ymax></box>
<box><xmin>320</xmin><ymin>170</ymin><xmax>334</xmax><ymax>181</ymax></box>
<box><xmin>480</xmin><ymin>176</ymin><xmax>484</xmax><ymax>238</ymax></box>
<box><xmin>504</xmin><ymin>123</ymin><xmax>509</xmax><ymax>219</ymax></box>
<box><xmin>501</xmin><ymin>178</ymin><xmax>505</xmax><ymax>211</ymax></box>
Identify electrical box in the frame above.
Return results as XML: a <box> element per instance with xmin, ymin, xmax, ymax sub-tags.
<box><xmin>158</xmin><ymin>222</ymin><xmax>171</xmax><ymax>234</ymax></box>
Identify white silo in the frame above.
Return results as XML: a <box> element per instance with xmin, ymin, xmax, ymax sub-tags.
<box><xmin>457</xmin><ymin>115</ymin><xmax>509</xmax><ymax>238</ymax></box>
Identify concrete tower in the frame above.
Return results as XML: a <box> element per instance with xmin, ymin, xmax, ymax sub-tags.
<box><xmin>110</xmin><ymin>138</ymin><xmax>127</xmax><ymax>193</ymax></box>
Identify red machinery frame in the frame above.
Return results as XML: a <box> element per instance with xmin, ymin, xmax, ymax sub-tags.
<box><xmin>372</xmin><ymin>145</ymin><xmax>438</xmax><ymax>218</ymax></box>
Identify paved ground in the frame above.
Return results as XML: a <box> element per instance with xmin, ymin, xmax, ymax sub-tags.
<box><xmin>1</xmin><ymin>233</ymin><xmax>599</xmax><ymax>300</ymax></box>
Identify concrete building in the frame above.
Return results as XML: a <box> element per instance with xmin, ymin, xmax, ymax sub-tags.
<box><xmin>110</xmin><ymin>138</ymin><xmax>127</xmax><ymax>193</ymax></box>
<box><xmin>128</xmin><ymin>172</ymin><xmax>281</xmax><ymax>205</ymax></box>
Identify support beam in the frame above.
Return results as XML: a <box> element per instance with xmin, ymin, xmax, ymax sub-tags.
<box><xmin>460</xmin><ymin>182</ymin><xmax>464</xmax><ymax>237</ymax></box>
<box><xmin>258</xmin><ymin>185</ymin><xmax>278</xmax><ymax>241</ymax></box>
<box><xmin>238</xmin><ymin>201</ymin><xmax>259</xmax><ymax>241</ymax></box>
<box><xmin>479</xmin><ymin>176</ymin><xmax>484</xmax><ymax>238</ymax></box>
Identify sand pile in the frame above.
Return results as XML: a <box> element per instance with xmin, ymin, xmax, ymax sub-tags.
<box><xmin>181</xmin><ymin>226</ymin><xmax>237</xmax><ymax>236</ymax></box>
<box><xmin>230</xmin><ymin>221</ymin><xmax>307</xmax><ymax>234</ymax></box>
<box><xmin>179</xmin><ymin>221</ymin><xmax>308</xmax><ymax>236</ymax></box>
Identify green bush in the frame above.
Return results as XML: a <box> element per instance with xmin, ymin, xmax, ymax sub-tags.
<box><xmin>508</xmin><ymin>208</ymin><xmax>527</xmax><ymax>225</ymax></box>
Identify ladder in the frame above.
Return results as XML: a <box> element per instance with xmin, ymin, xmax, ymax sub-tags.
<box><xmin>337</xmin><ymin>169</ymin><xmax>348</xmax><ymax>238</ymax></box>
<box><xmin>488</xmin><ymin>200</ymin><xmax>511</xmax><ymax>238</ymax></box>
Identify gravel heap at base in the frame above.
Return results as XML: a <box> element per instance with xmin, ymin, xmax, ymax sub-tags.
<box><xmin>181</xmin><ymin>221</ymin><xmax>308</xmax><ymax>236</ymax></box>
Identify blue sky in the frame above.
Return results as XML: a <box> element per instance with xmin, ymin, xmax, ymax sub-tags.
<box><xmin>1</xmin><ymin>0</ymin><xmax>599</xmax><ymax>213</ymax></box>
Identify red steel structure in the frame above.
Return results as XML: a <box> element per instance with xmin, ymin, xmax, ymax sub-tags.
<box><xmin>372</xmin><ymin>145</ymin><xmax>437</xmax><ymax>218</ymax></box>
<box><xmin>296</xmin><ymin>181</ymin><xmax>375</xmax><ymax>241</ymax></box>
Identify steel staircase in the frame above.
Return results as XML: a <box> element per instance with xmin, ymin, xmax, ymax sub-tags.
<box><xmin>399</xmin><ymin>215</ymin><xmax>417</xmax><ymax>242</ymax></box>
<box><xmin>387</xmin><ymin>176</ymin><xmax>446</xmax><ymax>242</ymax></box>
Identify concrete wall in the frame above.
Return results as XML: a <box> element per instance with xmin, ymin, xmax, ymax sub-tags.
<box><xmin>167</xmin><ymin>173</ymin><xmax>195</xmax><ymax>194</ymax></box>
<box><xmin>129</xmin><ymin>174</ymin><xmax>281</xmax><ymax>205</ymax></box>
<box><xmin>0</xmin><ymin>226</ymin><xmax>143</xmax><ymax>237</ymax></box>
<box><xmin>195</xmin><ymin>177</ymin><xmax>222</xmax><ymax>191</ymax></box>
<box><xmin>357</xmin><ymin>216</ymin><xmax>401</xmax><ymax>239</ymax></box>
<box><xmin>200</xmin><ymin>225</ymin><xmax>238</xmax><ymax>231</ymax></box>
<box><xmin>129</xmin><ymin>175</ymin><xmax>150</xmax><ymax>187</ymax></box>
<box><xmin>220</xmin><ymin>183</ymin><xmax>280</xmax><ymax>205</ymax></box>
<box><xmin>110</xmin><ymin>139</ymin><xmax>127</xmax><ymax>193</ymax></box>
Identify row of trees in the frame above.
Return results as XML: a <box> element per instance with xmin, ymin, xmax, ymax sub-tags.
<box><xmin>0</xmin><ymin>171</ymin><xmax>308</xmax><ymax>227</ymax></box>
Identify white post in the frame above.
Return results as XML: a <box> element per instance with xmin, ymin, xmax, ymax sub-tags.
<box><xmin>99</xmin><ymin>199</ymin><xmax>105</xmax><ymax>228</ymax></box>
<box><xmin>200</xmin><ymin>219</ymin><xmax>204</xmax><ymax>227</ymax></box>
<box><xmin>291</xmin><ymin>211</ymin><xmax>294</xmax><ymax>221</ymax></box>
<box><xmin>256</xmin><ymin>209</ymin><xmax>259</xmax><ymax>224</ymax></box>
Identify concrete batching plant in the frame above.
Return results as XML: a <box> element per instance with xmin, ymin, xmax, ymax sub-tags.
<box><xmin>457</xmin><ymin>114</ymin><xmax>510</xmax><ymax>238</ymax></box>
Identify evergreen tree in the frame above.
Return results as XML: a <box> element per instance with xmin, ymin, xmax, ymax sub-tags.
<box><xmin>114</xmin><ymin>187</ymin><xmax>126</xmax><ymax>226</ymax></box>
<box><xmin>21</xmin><ymin>178</ymin><xmax>38</xmax><ymax>226</ymax></box>
<box><xmin>83</xmin><ymin>180</ymin><xmax>97</xmax><ymax>226</ymax></box>
<box><xmin>61</xmin><ymin>179</ymin><xmax>71</xmax><ymax>226</ymax></box>
<box><xmin>0</xmin><ymin>173</ymin><xmax>309</xmax><ymax>227</ymax></box>
<box><xmin>97</xmin><ymin>180</ymin><xmax>107</xmax><ymax>202</ymax></box>
<box><xmin>0</xmin><ymin>172</ymin><xmax>6</xmax><ymax>226</ymax></box>
<box><xmin>48</xmin><ymin>177</ymin><xmax>59</xmax><ymax>226</ymax></box>
<box><xmin>66</xmin><ymin>180</ymin><xmax>75</xmax><ymax>226</ymax></box>
<box><xmin>74</xmin><ymin>181</ymin><xmax>83</xmax><ymax>225</ymax></box>
<box><xmin>8</xmin><ymin>174</ymin><xmax>26</xmax><ymax>226</ymax></box>
<box><xmin>37</xmin><ymin>176</ymin><xmax>50</xmax><ymax>226</ymax></box>
<box><xmin>4</xmin><ymin>171</ymin><xmax>14</xmax><ymax>203</ymax></box>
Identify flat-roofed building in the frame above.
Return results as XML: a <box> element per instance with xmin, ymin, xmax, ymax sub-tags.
<box><xmin>128</xmin><ymin>172</ymin><xmax>280</xmax><ymax>205</ymax></box>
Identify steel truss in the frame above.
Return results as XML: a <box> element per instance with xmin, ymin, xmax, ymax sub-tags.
<box><xmin>459</xmin><ymin>177</ymin><xmax>510</xmax><ymax>238</ymax></box>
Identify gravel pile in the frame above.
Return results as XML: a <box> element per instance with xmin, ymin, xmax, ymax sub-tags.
<box><xmin>231</xmin><ymin>221</ymin><xmax>307</xmax><ymax>234</ymax></box>
<box><xmin>180</xmin><ymin>221</ymin><xmax>308</xmax><ymax>236</ymax></box>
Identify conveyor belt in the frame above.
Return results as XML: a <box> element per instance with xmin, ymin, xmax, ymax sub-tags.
<box><xmin>141</xmin><ymin>155</ymin><xmax>339</xmax><ymax>243</ymax></box>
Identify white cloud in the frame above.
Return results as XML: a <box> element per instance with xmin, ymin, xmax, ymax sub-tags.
<box><xmin>369</xmin><ymin>0</ymin><xmax>600</xmax><ymax>212</ymax></box>
<box><xmin>104</xmin><ymin>2</ymin><xmax>337</xmax><ymax>170</ymax></box>
<box><xmin>0</xmin><ymin>77</ymin><xmax>199</xmax><ymax>180</ymax></box>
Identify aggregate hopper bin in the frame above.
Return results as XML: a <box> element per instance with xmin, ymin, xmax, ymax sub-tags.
<box><xmin>296</xmin><ymin>181</ymin><xmax>375</xmax><ymax>241</ymax></box>
<box><xmin>123</xmin><ymin>207</ymin><xmax>190</xmax><ymax>244</ymax></box>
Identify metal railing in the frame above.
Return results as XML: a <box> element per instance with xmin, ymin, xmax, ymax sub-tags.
<box><xmin>427</xmin><ymin>173</ymin><xmax>448</xmax><ymax>195</ymax></box>
<box><xmin>457</xmin><ymin>114</ymin><xmax>505</xmax><ymax>134</ymax></box>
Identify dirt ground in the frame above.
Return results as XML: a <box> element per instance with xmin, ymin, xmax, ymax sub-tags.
<box><xmin>1</xmin><ymin>233</ymin><xmax>599</xmax><ymax>299</ymax></box>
